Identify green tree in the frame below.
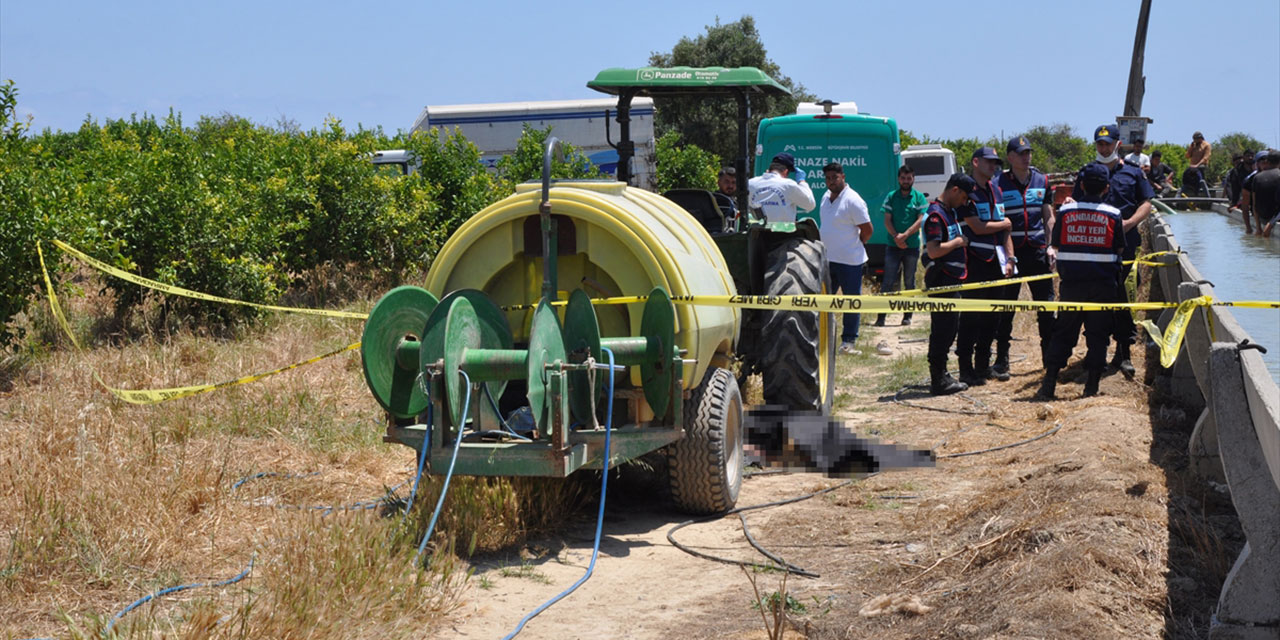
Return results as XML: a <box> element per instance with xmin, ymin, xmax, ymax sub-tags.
<box><xmin>898</xmin><ymin>129</ymin><xmax>922</xmax><ymax>151</ymax></box>
<box><xmin>0</xmin><ymin>80</ymin><xmax>40</xmax><ymax>347</ymax></box>
<box><xmin>653</xmin><ymin>131</ymin><xmax>720</xmax><ymax>192</ymax></box>
<box><xmin>1021</xmin><ymin>123</ymin><xmax>1093</xmax><ymax>175</ymax></box>
<box><xmin>1207</xmin><ymin>132</ymin><xmax>1267</xmax><ymax>186</ymax></box>
<box><xmin>494</xmin><ymin>124</ymin><xmax>601</xmax><ymax>189</ymax></box>
<box><xmin>648</xmin><ymin>16</ymin><xmax>815</xmax><ymax>166</ymax></box>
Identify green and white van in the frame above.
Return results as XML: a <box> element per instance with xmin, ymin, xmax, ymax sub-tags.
<box><xmin>754</xmin><ymin>101</ymin><xmax>902</xmax><ymax>271</ymax></box>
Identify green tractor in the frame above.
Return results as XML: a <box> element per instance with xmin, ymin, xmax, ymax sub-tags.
<box><xmin>359</xmin><ymin>67</ymin><xmax>835</xmax><ymax>515</ymax></box>
<box><xmin>588</xmin><ymin>66</ymin><xmax>837</xmax><ymax>413</ymax></box>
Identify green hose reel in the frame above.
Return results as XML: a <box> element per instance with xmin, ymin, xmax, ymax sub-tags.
<box><xmin>361</xmin><ymin>285</ymin><xmax>681</xmax><ymax>433</ymax></box>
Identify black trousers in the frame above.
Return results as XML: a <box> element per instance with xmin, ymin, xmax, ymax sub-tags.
<box><xmin>1045</xmin><ymin>279</ymin><xmax>1119</xmax><ymax>372</ymax></box>
<box><xmin>925</xmin><ymin>268</ymin><xmax>962</xmax><ymax>371</ymax></box>
<box><xmin>957</xmin><ymin>258</ymin><xmax>1005</xmax><ymax>372</ymax></box>
<box><xmin>1112</xmin><ymin>229</ymin><xmax>1141</xmax><ymax>352</ymax></box>
<box><xmin>995</xmin><ymin>245</ymin><xmax>1055</xmax><ymax>358</ymax></box>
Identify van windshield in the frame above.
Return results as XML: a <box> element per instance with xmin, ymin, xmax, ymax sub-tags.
<box><xmin>904</xmin><ymin>155</ymin><xmax>946</xmax><ymax>176</ymax></box>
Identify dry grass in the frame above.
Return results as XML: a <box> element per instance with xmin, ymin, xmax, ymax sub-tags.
<box><xmin>1</xmin><ymin>280</ymin><xmax>588</xmax><ymax>638</ymax></box>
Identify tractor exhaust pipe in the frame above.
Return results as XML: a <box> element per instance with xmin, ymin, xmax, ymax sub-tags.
<box><xmin>540</xmin><ymin>137</ymin><xmax>564</xmax><ymax>302</ymax></box>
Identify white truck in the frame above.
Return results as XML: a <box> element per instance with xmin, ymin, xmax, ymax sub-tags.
<box><xmin>408</xmin><ymin>98</ymin><xmax>656</xmax><ymax>187</ymax></box>
<box><xmin>900</xmin><ymin>144</ymin><xmax>957</xmax><ymax>201</ymax></box>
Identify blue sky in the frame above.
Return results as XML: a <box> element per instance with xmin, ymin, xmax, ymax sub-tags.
<box><xmin>3</xmin><ymin>0</ymin><xmax>1277</xmax><ymax>146</ymax></box>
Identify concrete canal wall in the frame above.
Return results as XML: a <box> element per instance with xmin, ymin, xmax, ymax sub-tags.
<box><xmin>1211</xmin><ymin>203</ymin><xmax>1280</xmax><ymax>246</ymax></box>
<box><xmin>1146</xmin><ymin>213</ymin><xmax>1280</xmax><ymax>637</ymax></box>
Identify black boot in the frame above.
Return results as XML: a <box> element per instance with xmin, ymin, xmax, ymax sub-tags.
<box><xmin>958</xmin><ymin>365</ymin><xmax>986</xmax><ymax>387</ymax></box>
<box><xmin>1034</xmin><ymin>368</ymin><xmax>1059</xmax><ymax>400</ymax></box>
<box><xmin>901</xmin><ymin>313</ymin><xmax>913</xmax><ymax>326</ymax></box>
<box><xmin>931</xmin><ymin>366</ymin><xmax>968</xmax><ymax>396</ymax></box>
<box><xmin>1082</xmin><ymin>369</ymin><xmax>1102</xmax><ymax>397</ymax></box>
<box><xmin>874</xmin><ymin>314</ymin><xmax>886</xmax><ymax>327</ymax></box>
<box><xmin>1110</xmin><ymin>345</ymin><xmax>1135</xmax><ymax>379</ymax></box>
<box><xmin>991</xmin><ymin>346</ymin><xmax>1011</xmax><ymax>381</ymax></box>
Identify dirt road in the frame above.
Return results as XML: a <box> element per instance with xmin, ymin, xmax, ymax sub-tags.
<box><xmin>442</xmin><ymin>319</ymin><xmax>1241</xmax><ymax>639</ymax></box>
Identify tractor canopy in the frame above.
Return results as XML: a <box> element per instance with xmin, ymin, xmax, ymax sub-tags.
<box><xmin>587</xmin><ymin>66</ymin><xmax>793</xmax><ymax>97</ymax></box>
<box><xmin>587</xmin><ymin>66</ymin><xmax>792</xmax><ymax>202</ymax></box>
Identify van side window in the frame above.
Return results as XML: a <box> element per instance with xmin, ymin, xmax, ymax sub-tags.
<box><xmin>905</xmin><ymin>156</ymin><xmax>945</xmax><ymax>176</ymax></box>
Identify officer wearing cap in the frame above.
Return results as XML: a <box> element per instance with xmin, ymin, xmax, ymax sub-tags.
<box><xmin>955</xmin><ymin>146</ymin><xmax>1014</xmax><ymax>387</ymax></box>
<box><xmin>922</xmin><ymin>173</ymin><xmax>976</xmax><ymax>396</ymax></box>
<box><xmin>996</xmin><ymin>135</ymin><xmax>1056</xmax><ymax>371</ymax></box>
<box><xmin>747</xmin><ymin>153</ymin><xmax>816</xmax><ymax>224</ymax></box>
<box><xmin>1036</xmin><ymin>162</ymin><xmax>1126</xmax><ymax>400</ymax></box>
<box><xmin>1072</xmin><ymin>125</ymin><xmax>1154</xmax><ymax>378</ymax></box>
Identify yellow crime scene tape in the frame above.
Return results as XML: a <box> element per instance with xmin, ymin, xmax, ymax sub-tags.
<box><xmin>888</xmin><ymin>251</ymin><xmax>1176</xmax><ymax>297</ymax></box>
<box><xmin>1141</xmin><ymin>296</ymin><xmax>1210</xmax><ymax>368</ymax></box>
<box><xmin>38</xmin><ymin>243</ymin><xmax>360</xmax><ymax>405</ymax></box>
<box><xmin>51</xmin><ymin>239</ymin><xmax>369</xmax><ymax>320</ymax></box>
<box><xmin>38</xmin><ymin>239</ymin><xmax>1274</xmax><ymax>403</ymax></box>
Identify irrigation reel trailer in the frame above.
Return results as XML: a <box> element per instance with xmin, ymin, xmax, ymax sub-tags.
<box><xmin>361</xmin><ymin>139</ymin><xmax>748</xmax><ymax>514</ymax></box>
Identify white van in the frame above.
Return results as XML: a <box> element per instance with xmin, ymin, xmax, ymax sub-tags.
<box><xmin>900</xmin><ymin>144</ymin><xmax>956</xmax><ymax>201</ymax></box>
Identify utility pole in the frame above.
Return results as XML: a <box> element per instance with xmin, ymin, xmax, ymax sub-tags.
<box><xmin>1118</xmin><ymin>0</ymin><xmax>1154</xmax><ymax>151</ymax></box>
<box><xmin>1124</xmin><ymin>0</ymin><xmax>1153</xmax><ymax>117</ymax></box>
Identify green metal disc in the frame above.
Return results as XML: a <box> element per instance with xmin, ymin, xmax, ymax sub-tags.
<box><xmin>563</xmin><ymin>289</ymin><xmax>603</xmax><ymax>426</ymax></box>
<box><xmin>640</xmin><ymin>287</ymin><xmax>676</xmax><ymax>421</ymax></box>
<box><xmin>443</xmin><ymin>297</ymin><xmax>483</xmax><ymax>428</ymax></box>
<box><xmin>361</xmin><ymin>286</ymin><xmax>439</xmax><ymax>418</ymax></box>
<box><xmin>419</xmin><ymin>289</ymin><xmax>514</xmax><ymax>405</ymax></box>
<box><xmin>526</xmin><ymin>300</ymin><xmax>566</xmax><ymax>433</ymax></box>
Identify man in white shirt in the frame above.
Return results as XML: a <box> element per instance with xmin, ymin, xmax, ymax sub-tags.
<box><xmin>819</xmin><ymin>162</ymin><xmax>873</xmax><ymax>354</ymax></box>
<box><xmin>1124</xmin><ymin>138</ymin><xmax>1151</xmax><ymax>172</ymax></box>
<box><xmin>747</xmin><ymin>153</ymin><xmax>816</xmax><ymax>224</ymax></box>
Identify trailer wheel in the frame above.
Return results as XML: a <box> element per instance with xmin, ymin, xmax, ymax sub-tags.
<box><xmin>669</xmin><ymin>366</ymin><xmax>743</xmax><ymax>514</ymax></box>
<box><xmin>759</xmin><ymin>237</ymin><xmax>836</xmax><ymax>413</ymax></box>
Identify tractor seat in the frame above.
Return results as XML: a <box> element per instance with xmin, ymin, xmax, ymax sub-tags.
<box><xmin>662</xmin><ymin>189</ymin><xmax>727</xmax><ymax>234</ymax></box>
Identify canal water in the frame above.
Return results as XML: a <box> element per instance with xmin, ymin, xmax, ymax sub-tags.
<box><xmin>1160</xmin><ymin>209</ymin><xmax>1280</xmax><ymax>384</ymax></box>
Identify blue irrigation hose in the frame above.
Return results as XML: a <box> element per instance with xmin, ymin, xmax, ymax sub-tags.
<box><xmin>414</xmin><ymin>369</ymin><xmax>472</xmax><ymax>565</ymax></box>
<box><xmin>403</xmin><ymin>399</ymin><xmax>434</xmax><ymax>521</ymax></box>
<box><xmin>103</xmin><ymin>554</ymin><xmax>255</xmax><ymax>636</ymax></box>
<box><xmin>484</xmin><ymin>382</ymin><xmax>531</xmax><ymax>441</ymax></box>
<box><xmin>501</xmin><ymin>348</ymin><xmax>615</xmax><ymax>640</ymax></box>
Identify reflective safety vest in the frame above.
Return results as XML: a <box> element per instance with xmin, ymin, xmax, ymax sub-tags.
<box><xmin>923</xmin><ymin>201</ymin><xmax>967</xmax><ymax>280</ymax></box>
<box><xmin>960</xmin><ymin>178</ymin><xmax>1005</xmax><ymax>262</ymax></box>
<box><xmin>1053</xmin><ymin>200</ymin><xmax>1125</xmax><ymax>282</ymax></box>
<box><xmin>999</xmin><ymin>168</ymin><xmax>1050</xmax><ymax>249</ymax></box>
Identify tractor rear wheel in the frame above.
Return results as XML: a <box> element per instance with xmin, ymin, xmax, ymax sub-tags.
<box><xmin>668</xmin><ymin>366</ymin><xmax>743</xmax><ymax>514</ymax></box>
<box><xmin>759</xmin><ymin>237</ymin><xmax>836</xmax><ymax>413</ymax></box>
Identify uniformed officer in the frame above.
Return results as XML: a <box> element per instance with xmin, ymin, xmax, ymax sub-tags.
<box><xmin>956</xmin><ymin>147</ymin><xmax>1014</xmax><ymax>387</ymax></box>
<box><xmin>923</xmin><ymin>173</ymin><xmax>976</xmax><ymax>396</ymax></box>
<box><xmin>1072</xmin><ymin>125</ymin><xmax>1153</xmax><ymax>378</ymax></box>
<box><xmin>996</xmin><ymin>135</ymin><xmax>1056</xmax><ymax>371</ymax></box>
<box><xmin>1037</xmin><ymin>162</ymin><xmax>1126</xmax><ymax>400</ymax></box>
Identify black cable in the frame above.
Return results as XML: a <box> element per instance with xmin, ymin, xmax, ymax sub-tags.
<box><xmin>893</xmin><ymin>384</ymin><xmax>989</xmax><ymax>415</ymax></box>
<box><xmin>737</xmin><ymin>512</ymin><xmax>818</xmax><ymax>578</ymax></box>
<box><xmin>666</xmin><ymin>479</ymin><xmax>853</xmax><ymax>577</ymax></box>
<box><xmin>936</xmin><ymin>421</ymin><xmax>1063</xmax><ymax>459</ymax></box>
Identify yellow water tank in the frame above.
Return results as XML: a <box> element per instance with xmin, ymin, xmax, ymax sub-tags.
<box><xmin>424</xmin><ymin>181</ymin><xmax>739</xmax><ymax>390</ymax></box>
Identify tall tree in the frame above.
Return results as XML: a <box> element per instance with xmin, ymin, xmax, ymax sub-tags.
<box><xmin>648</xmin><ymin>16</ymin><xmax>814</xmax><ymax>165</ymax></box>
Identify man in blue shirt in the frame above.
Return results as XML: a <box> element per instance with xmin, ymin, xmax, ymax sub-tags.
<box><xmin>923</xmin><ymin>173</ymin><xmax>976</xmax><ymax>396</ymax></box>
<box><xmin>1072</xmin><ymin>125</ymin><xmax>1154</xmax><ymax>378</ymax></box>
<box><xmin>996</xmin><ymin>135</ymin><xmax>1056</xmax><ymax>373</ymax></box>
<box><xmin>1037</xmin><ymin>163</ymin><xmax>1126</xmax><ymax>400</ymax></box>
<box><xmin>956</xmin><ymin>147</ymin><xmax>1015</xmax><ymax>387</ymax></box>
